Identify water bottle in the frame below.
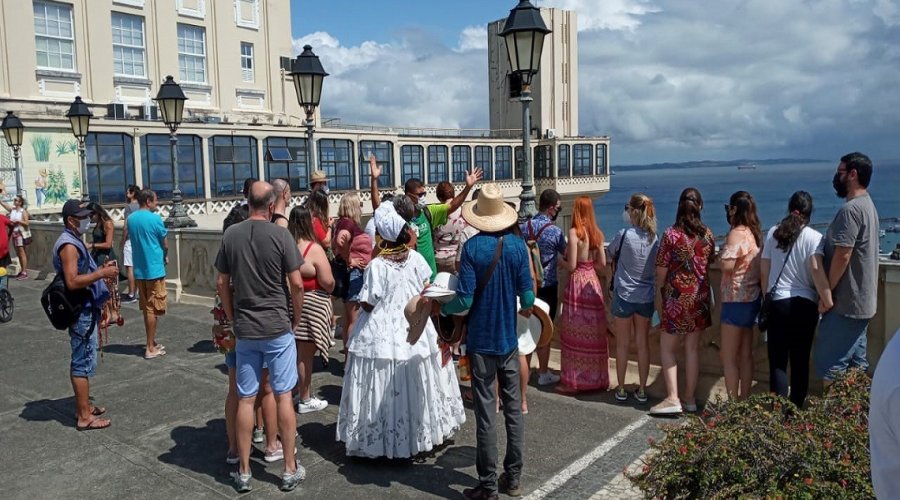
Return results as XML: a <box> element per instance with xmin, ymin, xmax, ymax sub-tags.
<box><xmin>458</xmin><ymin>345</ymin><xmax>471</xmax><ymax>382</ymax></box>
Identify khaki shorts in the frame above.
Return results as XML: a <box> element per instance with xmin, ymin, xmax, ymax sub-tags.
<box><xmin>137</xmin><ymin>279</ymin><xmax>168</xmax><ymax>316</ymax></box>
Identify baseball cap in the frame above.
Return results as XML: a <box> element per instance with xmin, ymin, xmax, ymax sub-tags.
<box><xmin>61</xmin><ymin>199</ymin><xmax>93</xmax><ymax>219</ymax></box>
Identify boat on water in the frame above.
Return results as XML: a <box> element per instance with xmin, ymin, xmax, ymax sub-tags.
<box><xmin>737</xmin><ymin>164</ymin><xmax>757</xmax><ymax>170</ymax></box>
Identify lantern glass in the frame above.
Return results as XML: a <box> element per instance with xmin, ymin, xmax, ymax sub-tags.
<box><xmin>68</xmin><ymin>114</ymin><xmax>90</xmax><ymax>139</ymax></box>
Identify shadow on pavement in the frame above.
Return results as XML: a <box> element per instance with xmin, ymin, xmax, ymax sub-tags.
<box><xmin>102</xmin><ymin>343</ymin><xmax>146</xmax><ymax>357</ymax></box>
<box><xmin>187</xmin><ymin>339</ymin><xmax>215</xmax><ymax>353</ymax></box>
<box><xmin>20</xmin><ymin>397</ymin><xmax>77</xmax><ymax>429</ymax></box>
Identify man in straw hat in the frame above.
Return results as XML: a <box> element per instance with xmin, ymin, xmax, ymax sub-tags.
<box><xmin>442</xmin><ymin>183</ymin><xmax>534</xmax><ymax>499</ymax></box>
<box><xmin>309</xmin><ymin>170</ymin><xmax>328</xmax><ymax>194</ymax></box>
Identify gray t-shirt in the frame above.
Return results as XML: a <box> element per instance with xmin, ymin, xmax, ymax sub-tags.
<box><xmin>123</xmin><ymin>201</ymin><xmax>139</xmax><ymax>241</ymax></box>
<box><xmin>822</xmin><ymin>193</ymin><xmax>880</xmax><ymax>319</ymax></box>
<box><xmin>214</xmin><ymin>219</ymin><xmax>303</xmax><ymax>340</ymax></box>
<box><xmin>608</xmin><ymin>227</ymin><xmax>660</xmax><ymax>304</ymax></box>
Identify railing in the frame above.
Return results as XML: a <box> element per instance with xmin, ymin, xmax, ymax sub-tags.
<box><xmin>320</xmin><ymin>119</ymin><xmax>523</xmax><ymax>139</ymax></box>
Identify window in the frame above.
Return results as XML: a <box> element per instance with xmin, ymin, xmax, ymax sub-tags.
<box><xmin>596</xmin><ymin>144</ymin><xmax>608</xmax><ymax>175</ymax></box>
<box><xmin>475</xmin><ymin>146</ymin><xmax>493</xmax><ymax>181</ymax></box>
<box><xmin>428</xmin><ymin>145</ymin><xmax>449</xmax><ymax>184</ymax></box>
<box><xmin>573</xmin><ymin>144</ymin><xmax>593</xmax><ymax>176</ymax></box>
<box><xmin>558</xmin><ymin>144</ymin><xmax>570</xmax><ymax>177</ymax></box>
<box><xmin>451</xmin><ymin>146</ymin><xmax>471</xmax><ymax>183</ymax></box>
<box><xmin>177</xmin><ymin>24</ymin><xmax>206</xmax><ymax>83</ymax></box>
<box><xmin>359</xmin><ymin>141</ymin><xmax>393</xmax><ymax>189</ymax></box>
<box><xmin>33</xmin><ymin>1</ymin><xmax>75</xmax><ymax>71</ymax></box>
<box><xmin>240</xmin><ymin>42</ymin><xmax>254</xmax><ymax>82</ymax></box>
<box><xmin>111</xmin><ymin>13</ymin><xmax>146</xmax><ymax>77</ymax></box>
<box><xmin>85</xmin><ymin>133</ymin><xmax>135</xmax><ymax>204</ymax></box>
<box><xmin>318</xmin><ymin>139</ymin><xmax>354</xmax><ymax>191</ymax></box>
<box><xmin>514</xmin><ymin>146</ymin><xmax>525</xmax><ymax>179</ymax></box>
<box><xmin>495</xmin><ymin>146</ymin><xmax>512</xmax><ymax>180</ymax></box>
<box><xmin>235</xmin><ymin>0</ymin><xmax>259</xmax><ymax>29</ymax></box>
<box><xmin>210</xmin><ymin>136</ymin><xmax>258</xmax><ymax>197</ymax></box>
<box><xmin>140</xmin><ymin>134</ymin><xmax>204</xmax><ymax>200</ymax></box>
<box><xmin>400</xmin><ymin>145</ymin><xmax>424</xmax><ymax>185</ymax></box>
<box><xmin>535</xmin><ymin>145</ymin><xmax>553</xmax><ymax>178</ymax></box>
<box><xmin>265</xmin><ymin>137</ymin><xmax>308</xmax><ymax>192</ymax></box>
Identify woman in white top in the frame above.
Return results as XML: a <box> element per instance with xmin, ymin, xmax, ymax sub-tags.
<box><xmin>760</xmin><ymin>191</ymin><xmax>832</xmax><ymax>409</ymax></box>
<box><xmin>0</xmin><ymin>195</ymin><xmax>30</xmax><ymax>280</ymax></box>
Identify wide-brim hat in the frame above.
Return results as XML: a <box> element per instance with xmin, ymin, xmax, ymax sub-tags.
<box><xmin>39</xmin><ymin>168</ymin><xmax>49</xmax><ymax>177</ymax></box>
<box><xmin>516</xmin><ymin>297</ymin><xmax>554</xmax><ymax>355</ymax></box>
<box><xmin>310</xmin><ymin>170</ymin><xmax>328</xmax><ymax>183</ymax></box>
<box><xmin>404</xmin><ymin>295</ymin><xmax>431</xmax><ymax>345</ymax></box>
<box><xmin>531</xmin><ymin>298</ymin><xmax>554</xmax><ymax>348</ymax></box>
<box><xmin>462</xmin><ymin>183</ymin><xmax>517</xmax><ymax>233</ymax></box>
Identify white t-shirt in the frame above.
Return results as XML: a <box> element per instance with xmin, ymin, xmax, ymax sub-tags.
<box><xmin>760</xmin><ymin>225</ymin><xmax>823</xmax><ymax>303</ymax></box>
<box><xmin>364</xmin><ymin>217</ymin><xmax>377</xmax><ymax>250</ymax></box>
<box><xmin>871</xmin><ymin>329</ymin><xmax>900</xmax><ymax>498</ymax></box>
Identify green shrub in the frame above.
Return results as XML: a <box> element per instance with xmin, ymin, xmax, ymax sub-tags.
<box><xmin>628</xmin><ymin>370</ymin><xmax>873</xmax><ymax>499</ymax></box>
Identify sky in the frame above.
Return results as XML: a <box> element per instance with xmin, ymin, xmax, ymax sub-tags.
<box><xmin>290</xmin><ymin>0</ymin><xmax>900</xmax><ymax>165</ymax></box>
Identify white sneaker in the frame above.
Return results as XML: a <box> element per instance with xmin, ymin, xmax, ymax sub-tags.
<box><xmin>537</xmin><ymin>372</ymin><xmax>560</xmax><ymax>386</ymax></box>
<box><xmin>264</xmin><ymin>443</ymin><xmax>298</xmax><ymax>463</ymax></box>
<box><xmin>649</xmin><ymin>399</ymin><xmax>682</xmax><ymax>415</ymax></box>
<box><xmin>252</xmin><ymin>426</ymin><xmax>264</xmax><ymax>444</ymax></box>
<box><xmin>296</xmin><ymin>397</ymin><xmax>328</xmax><ymax>414</ymax></box>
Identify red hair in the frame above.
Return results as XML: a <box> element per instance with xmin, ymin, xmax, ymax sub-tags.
<box><xmin>571</xmin><ymin>196</ymin><xmax>604</xmax><ymax>250</ymax></box>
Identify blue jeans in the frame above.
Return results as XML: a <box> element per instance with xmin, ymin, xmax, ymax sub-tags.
<box><xmin>612</xmin><ymin>294</ymin><xmax>654</xmax><ymax>319</ymax></box>
<box><xmin>235</xmin><ymin>333</ymin><xmax>297</xmax><ymax>398</ymax></box>
<box><xmin>814</xmin><ymin>311</ymin><xmax>869</xmax><ymax>380</ymax></box>
<box><xmin>69</xmin><ymin>308</ymin><xmax>100</xmax><ymax>378</ymax></box>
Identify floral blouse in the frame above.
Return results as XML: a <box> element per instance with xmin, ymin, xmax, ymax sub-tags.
<box><xmin>719</xmin><ymin>226</ymin><xmax>761</xmax><ymax>303</ymax></box>
<box><xmin>655</xmin><ymin>226</ymin><xmax>716</xmax><ymax>335</ymax></box>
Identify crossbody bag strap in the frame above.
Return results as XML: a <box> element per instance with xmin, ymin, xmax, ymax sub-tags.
<box><xmin>768</xmin><ymin>241</ymin><xmax>796</xmax><ymax>294</ymax></box>
<box><xmin>611</xmin><ymin>228</ymin><xmax>629</xmax><ymax>278</ymax></box>
<box><xmin>472</xmin><ymin>236</ymin><xmax>504</xmax><ymax>304</ymax></box>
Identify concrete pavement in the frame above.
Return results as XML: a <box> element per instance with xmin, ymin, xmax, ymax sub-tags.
<box><xmin>0</xmin><ymin>276</ymin><xmax>664</xmax><ymax>499</ymax></box>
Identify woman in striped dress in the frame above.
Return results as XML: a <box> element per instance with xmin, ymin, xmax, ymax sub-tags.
<box><xmin>288</xmin><ymin>206</ymin><xmax>336</xmax><ymax>414</ymax></box>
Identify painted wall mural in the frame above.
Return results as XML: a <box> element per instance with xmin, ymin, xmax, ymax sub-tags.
<box><xmin>0</xmin><ymin>129</ymin><xmax>83</xmax><ymax>211</ymax></box>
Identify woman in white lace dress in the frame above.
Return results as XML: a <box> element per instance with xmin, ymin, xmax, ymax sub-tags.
<box><xmin>337</xmin><ymin>201</ymin><xmax>465</xmax><ymax>459</ymax></box>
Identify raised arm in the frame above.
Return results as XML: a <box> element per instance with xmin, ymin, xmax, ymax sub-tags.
<box><xmin>369</xmin><ymin>154</ymin><xmax>382</xmax><ymax>211</ymax></box>
<box><xmin>447</xmin><ymin>167</ymin><xmax>483</xmax><ymax>213</ymax></box>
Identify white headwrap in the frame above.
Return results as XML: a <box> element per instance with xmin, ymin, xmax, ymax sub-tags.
<box><xmin>374</xmin><ymin>201</ymin><xmax>408</xmax><ymax>242</ymax></box>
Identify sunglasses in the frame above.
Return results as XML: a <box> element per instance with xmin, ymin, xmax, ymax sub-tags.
<box><xmin>415</xmin><ymin>191</ymin><xmax>426</xmax><ymax>197</ymax></box>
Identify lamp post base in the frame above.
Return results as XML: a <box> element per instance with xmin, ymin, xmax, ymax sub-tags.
<box><xmin>164</xmin><ymin>191</ymin><xmax>197</xmax><ymax>228</ymax></box>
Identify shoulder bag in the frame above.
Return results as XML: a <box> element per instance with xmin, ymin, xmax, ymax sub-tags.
<box><xmin>757</xmin><ymin>242</ymin><xmax>795</xmax><ymax>332</ymax></box>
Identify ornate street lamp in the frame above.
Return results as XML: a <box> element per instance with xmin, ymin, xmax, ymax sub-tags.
<box><xmin>154</xmin><ymin>75</ymin><xmax>196</xmax><ymax>228</ymax></box>
<box><xmin>66</xmin><ymin>96</ymin><xmax>92</xmax><ymax>202</ymax></box>
<box><xmin>289</xmin><ymin>45</ymin><xmax>328</xmax><ymax>175</ymax></box>
<box><xmin>500</xmin><ymin>0</ymin><xmax>551</xmax><ymax>221</ymax></box>
<box><xmin>1</xmin><ymin>111</ymin><xmax>25</xmax><ymax>197</ymax></box>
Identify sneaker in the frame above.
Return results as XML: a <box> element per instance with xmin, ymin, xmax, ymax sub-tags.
<box><xmin>252</xmin><ymin>427</ymin><xmax>264</xmax><ymax>444</ymax></box>
<box><xmin>682</xmin><ymin>401</ymin><xmax>698</xmax><ymax>412</ymax></box>
<box><xmin>296</xmin><ymin>397</ymin><xmax>328</xmax><ymax>414</ymax></box>
<box><xmin>280</xmin><ymin>461</ymin><xmax>306</xmax><ymax>491</ymax></box>
<box><xmin>225</xmin><ymin>452</ymin><xmax>239</xmax><ymax>465</ymax></box>
<box><xmin>264</xmin><ymin>443</ymin><xmax>298</xmax><ymax>463</ymax></box>
<box><xmin>230</xmin><ymin>471</ymin><xmax>252</xmax><ymax>493</ymax></box>
<box><xmin>614</xmin><ymin>387</ymin><xmax>628</xmax><ymax>402</ymax></box>
<box><xmin>463</xmin><ymin>486</ymin><xmax>499</xmax><ymax>500</ymax></box>
<box><xmin>499</xmin><ymin>472</ymin><xmax>522</xmax><ymax>497</ymax></box>
<box><xmin>649</xmin><ymin>399</ymin><xmax>682</xmax><ymax>416</ymax></box>
<box><xmin>537</xmin><ymin>372</ymin><xmax>560</xmax><ymax>386</ymax></box>
<box><xmin>633</xmin><ymin>389</ymin><xmax>648</xmax><ymax>404</ymax></box>
<box><xmin>15</xmin><ymin>272</ymin><xmax>28</xmax><ymax>281</ymax></box>
<box><xmin>120</xmin><ymin>294</ymin><xmax>137</xmax><ymax>304</ymax></box>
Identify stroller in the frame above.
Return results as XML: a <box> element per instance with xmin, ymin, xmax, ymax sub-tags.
<box><xmin>0</xmin><ymin>265</ymin><xmax>14</xmax><ymax>323</ymax></box>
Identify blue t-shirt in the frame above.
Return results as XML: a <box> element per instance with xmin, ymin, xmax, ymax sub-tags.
<box><xmin>457</xmin><ymin>231</ymin><xmax>533</xmax><ymax>356</ymax></box>
<box><xmin>608</xmin><ymin>227</ymin><xmax>659</xmax><ymax>304</ymax></box>
<box><xmin>520</xmin><ymin>213</ymin><xmax>566</xmax><ymax>287</ymax></box>
<box><xmin>127</xmin><ymin>209</ymin><xmax>168</xmax><ymax>280</ymax></box>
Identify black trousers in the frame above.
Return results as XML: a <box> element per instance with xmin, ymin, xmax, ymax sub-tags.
<box><xmin>538</xmin><ymin>283</ymin><xmax>559</xmax><ymax>320</ymax></box>
<box><xmin>766</xmin><ymin>297</ymin><xmax>819</xmax><ymax>409</ymax></box>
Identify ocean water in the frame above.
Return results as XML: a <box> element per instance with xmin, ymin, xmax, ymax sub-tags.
<box><xmin>593</xmin><ymin>161</ymin><xmax>900</xmax><ymax>254</ymax></box>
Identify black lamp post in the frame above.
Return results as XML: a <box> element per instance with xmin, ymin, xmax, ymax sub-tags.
<box><xmin>289</xmin><ymin>45</ymin><xmax>328</xmax><ymax>174</ymax></box>
<box><xmin>1</xmin><ymin>111</ymin><xmax>25</xmax><ymax>198</ymax></box>
<box><xmin>500</xmin><ymin>0</ymin><xmax>551</xmax><ymax>221</ymax></box>
<box><xmin>154</xmin><ymin>75</ymin><xmax>196</xmax><ymax>228</ymax></box>
<box><xmin>66</xmin><ymin>96</ymin><xmax>92</xmax><ymax>202</ymax></box>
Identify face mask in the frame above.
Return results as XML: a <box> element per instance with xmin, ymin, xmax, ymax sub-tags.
<box><xmin>417</xmin><ymin>200</ymin><xmax>426</xmax><ymax>210</ymax></box>
<box><xmin>87</xmin><ymin>222</ymin><xmax>97</xmax><ymax>231</ymax></box>
<box><xmin>833</xmin><ymin>172</ymin><xmax>849</xmax><ymax>198</ymax></box>
<box><xmin>322</xmin><ymin>185</ymin><xmax>330</xmax><ymax>195</ymax></box>
<box><xmin>550</xmin><ymin>208</ymin><xmax>560</xmax><ymax>221</ymax></box>
<box><xmin>622</xmin><ymin>209</ymin><xmax>632</xmax><ymax>225</ymax></box>
<box><xmin>77</xmin><ymin>218</ymin><xmax>91</xmax><ymax>234</ymax></box>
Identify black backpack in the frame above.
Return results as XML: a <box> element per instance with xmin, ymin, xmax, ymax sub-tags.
<box><xmin>223</xmin><ymin>203</ymin><xmax>250</xmax><ymax>232</ymax></box>
<box><xmin>41</xmin><ymin>271</ymin><xmax>90</xmax><ymax>330</ymax></box>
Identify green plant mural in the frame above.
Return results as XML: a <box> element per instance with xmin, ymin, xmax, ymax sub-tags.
<box><xmin>31</xmin><ymin>136</ymin><xmax>52</xmax><ymax>162</ymax></box>
<box><xmin>55</xmin><ymin>140</ymin><xmax>77</xmax><ymax>157</ymax></box>
<box><xmin>71</xmin><ymin>173</ymin><xmax>81</xmax><ymax>191</ymax></box>
<box><xmin>45</xmin><ymin>168</ymin><xmax>69</xmax><ymax>204</ymax></box>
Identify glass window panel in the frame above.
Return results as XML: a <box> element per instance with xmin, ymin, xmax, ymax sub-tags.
<box><xmin>427</xmin><ymin>145</ymin><xmax>448</xmax><ymax>184</ymax></box>
<box><xmin>358</xmin><ymin>140</ymin><xmax>393</xmax><ymax>189</ymax></box>
<box><xmin>400</xmin><ymin>145</ymin><xmax>424</xmax><ymax>184</ymax></box>
<box><xmin>141</xmin><ymin>134</ymin><xmax>204</xmax><ymax>200</ymax></box>
<box><xmin>85</xmin><ymin>133</ymin><xmax>135</xmax><ymax>204</ymax></box>
<box><xmin>596</xmin><ymin>144</ymin><xmax>607</xmax><ymax>175</ymax></box>
<box><xmin>210</xmin><ymin>136</ymin><xmax>257</xmax><ymax>197</ymax></box>
<box><xmin>573</xmin><ymin>144</ymin><xmax>593</xmax><ymax>176</ymax></box>
<box><xmin>558</xmin><ymin>144</ymin><xmax>570</xmax><ymax>177</ymax></box>
<box><xmin>475</xmin><ymin>146</ymin><xmax>492</xmax><ymax>181</ymax></box>
<box><xmin>318</xmin><ymin>139</ymin><xmax>354</xmax><ymax>191</ymax></box>
<box><xmin>264</xmin><ymin>137</ymin><xmax>308</xmax><ymax>192</ymax></box>
<box><xmin>495</xmin><ymin>146</ymin><xmax>512</xmax><ymax>180</ymax></box>
<box><xmin>451</xmin><ymin>145</ymin><xmax>471</xmax><ymax>183</ymax></box>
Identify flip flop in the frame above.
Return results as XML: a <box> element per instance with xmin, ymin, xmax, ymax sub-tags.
<box><xmin>76</xmin><ymin>417</ymin><xmax>111</xmax><ymax>431</ymax></box>
<box><xmin>90</xmin><ymin>405</ymin><xmax>106</xmax><ymax>416</ymax></box>
<box><xmin>144</xmin><ymin>349</ymin><xmax>167</xmax><ymax>360</ymax></box>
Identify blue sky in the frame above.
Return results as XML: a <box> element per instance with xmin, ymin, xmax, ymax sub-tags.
<box><xmin>289</xmin><ymin>0</ymin><xmax>900</xmax><ymax>165</ymax></box>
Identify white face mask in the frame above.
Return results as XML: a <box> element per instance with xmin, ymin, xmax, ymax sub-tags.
<box><xmin>77</xmin><ymin>218</ymin><xmax>91</xmax><ymax>234</ymax></box>
<box><xmin>321</xmin><ymin>185</ymin><xmax>330</xmax><ymax>195</ymax></box>
<box><xmin>622</xmin><ymin>209</ymin><xmax>632</xmax><ymax>225</ymax></box>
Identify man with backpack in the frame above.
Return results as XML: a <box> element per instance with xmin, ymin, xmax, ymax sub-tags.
<box><xmin>52</xmin><ymin>200</ymin><xmax>118</xmax><ymax>430</ymax></box>
<box><xmin>520</xmin><ymin>189</ymin><xmax>566</xmax><ymax>386</ymax></box>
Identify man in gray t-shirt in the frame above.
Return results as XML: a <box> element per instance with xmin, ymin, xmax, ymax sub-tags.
<box><xmin>214</xmin><ymin>181</ymin><xmax>306</xmax><ymax>491</ymax></box>
<box><xmin>815</xmin><ymin>152</ymin><xmax>880</xmax><ymax>381</ymax></box>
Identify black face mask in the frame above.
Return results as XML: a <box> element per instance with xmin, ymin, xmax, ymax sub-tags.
<box><xmin>550</xmin><ymin>208</ymin><xmax>559</xmax><ymax>221</ymax></box>
<box><xmin>833</xmin><ymin>172</ymin><xmax>849</xmax><ymax>198</ymax></box>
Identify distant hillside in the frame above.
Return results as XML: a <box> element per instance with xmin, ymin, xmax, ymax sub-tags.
<box><xmin>616</xmin><ymin>159</ymin><xmax>829</xmax><ymax>171</ymax></box>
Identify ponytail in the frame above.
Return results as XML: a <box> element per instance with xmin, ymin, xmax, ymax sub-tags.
<box><xmin>629</xmin><ymin>193</ymin><xmax>657</xmax><ymax>240</ymax></box>
<box><xmin>675</xmin><ymin>187</ymin><xmax>708</xmax><ymax>238</ymax></box>
<box><xmin>773</xmin><ymin>191</ymin><xmax>813</xmax><ymax>251</ymax></box>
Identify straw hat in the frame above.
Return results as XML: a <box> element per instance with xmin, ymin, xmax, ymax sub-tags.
<box><xmin>404</xmin><ymin>295</ymin><xmax>431</xmax><ymax>345</ymax></box>
<box><xmin>461</xmin><ymin>183</ymin><xmax>518</xmax><ymax>233</ymax></box>
<box><xmin>516</xmin><ymin>297</ymin><xmax>554</xmax><ymax>354</ymax></box>
<box><xmin>39</xmin><ymin>168</ymin><xmax>49</xmax><ymax>177</ymax></box>
<box><xmin>310</xmin><ymin>170</ymin><xmax>328</xmax><ymax>183</ymax></box>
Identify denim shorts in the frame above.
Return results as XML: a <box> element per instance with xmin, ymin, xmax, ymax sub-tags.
<box><xmin>814</xmin><ymin>312</ymin><xmax>869</xmax><ymax>380</ymax></box>
<box><xmin>70</xmin><ymin>309</ymin><xmax>100</xmax><ymax>378</ymax></box>
<box><xmin>721</xmin><ymin>298</ymin><xmax>761</xmax><ymax>329</ymax></box>
<box><xmin>225</xmin><ymin>350</ymin><xmax>236</xmax><ymax>369</ymax></box>
<box><xmin>346</xmin><ymin>268</ymin><xmax>364</xmax><ymax>302</ymax></box>
<box><xmin>235</xmin><ymin>333</ymin><xmax>297</xmax><ymax>398</ymax></box>
<box><xmin>612</xmin><ymin>294</ymin><xmax>654</xmax><ymax>319</ymax></box>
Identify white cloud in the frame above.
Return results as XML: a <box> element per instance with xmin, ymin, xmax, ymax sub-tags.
<box><xmin>294</xmin><ymin>0</ymin><xmax>900</xmax><ymax>163</ymax></box>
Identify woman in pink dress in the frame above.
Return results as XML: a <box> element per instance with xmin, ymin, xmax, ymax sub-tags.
<box><xmin>558</xmin><ymin>196</ymin><xmax>609</xmax><ymax>393</ymax></box>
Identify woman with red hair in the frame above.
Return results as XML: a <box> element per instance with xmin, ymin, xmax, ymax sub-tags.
<box><xmin>558</xmin><ymin>196</ymin><xmax>609</xmax><ymax>393</ymax></box>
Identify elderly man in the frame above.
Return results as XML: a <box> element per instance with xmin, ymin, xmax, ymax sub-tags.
<box><xmin>215</xmin><ymin>181</ymin><xmax>305</xmax><ymax>492</ymax></box>
<box><xmin>272</xmin><ymin>178</ymin><xmax>291</xmax><ymax>228</ymax></box>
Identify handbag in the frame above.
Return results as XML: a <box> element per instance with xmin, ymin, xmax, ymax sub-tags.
<box><xmin>330</xmin><ymin>257</ymin><xmax>351</xmax><ymax>299</ymax></box>
<box><xmin>757</xmin><ymin>242</ymin><xmax>795</xmax><ymax>332</ymax></box>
